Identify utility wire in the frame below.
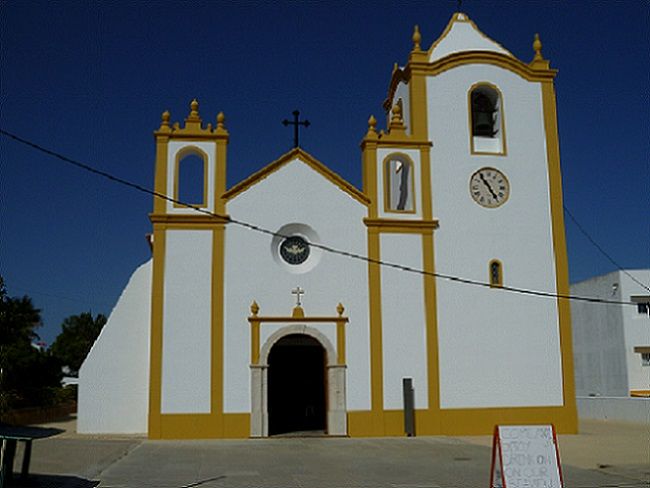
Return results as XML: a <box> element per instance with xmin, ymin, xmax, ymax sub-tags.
<box><xmin>563</xmin><ymin>206</ymin><xmax>650</xmax><ymax>293</ymax></box>
<box><xmin>0</xmin><ymin>128</ymin><xmax>641</xmax><ymax>307</ymax></box>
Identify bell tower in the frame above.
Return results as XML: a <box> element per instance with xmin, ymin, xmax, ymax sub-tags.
<box><xmin>148</xmin><ymin>100</ymin><xmax>231</xmax><ymax>439</ymax></box>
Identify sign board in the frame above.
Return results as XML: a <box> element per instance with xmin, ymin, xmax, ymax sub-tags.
<box><xmin>489</xmin><ymin>425</ymin><xmax>563</xmax><ymax>488</ymax></box>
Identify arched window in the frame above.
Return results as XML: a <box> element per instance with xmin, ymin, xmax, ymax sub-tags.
<box><xmin>489</xmin><ymin>260</ymin><xmax>503</xmax><ymax>287</ymax></box>
<box><xmin>384</xmin><ymin>154</ymin><xmax>415</xmax><ymax>212</ymax></box>
<box><xmin>469</xmin><ymin>83</ymin><xmax>505</xmax><ymax>155</ymax></box>
<box><xmin>175</xmin><ymin>148</ymin><xmax>207</xmax><ymax>207</ymax></box>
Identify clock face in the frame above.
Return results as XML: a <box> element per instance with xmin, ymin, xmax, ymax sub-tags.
<box><xmin>279</xmin><ymin>236</ymin><xmax>310</xmax><ymax>265</ymax></box>
<box><xmin>469</xmin><ymin>167</ymin><xmax>510</xmax><ymax>208</ymax></box>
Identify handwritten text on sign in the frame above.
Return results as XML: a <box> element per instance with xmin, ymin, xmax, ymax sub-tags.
<box><xmin>498</xmin><ymin>425</ymin><xmax>562</xmax><ymax>488</ymax></box>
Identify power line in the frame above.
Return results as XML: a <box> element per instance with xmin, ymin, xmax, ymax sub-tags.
<box><xmin>0</xmin><ymin>128</ymin><xmax>640</xmax><ymax>307</ymax></box>
<box><xmin>564</xmin><ymin>206</ymin><xmax>650</xmax><ymax>293</ymax></box>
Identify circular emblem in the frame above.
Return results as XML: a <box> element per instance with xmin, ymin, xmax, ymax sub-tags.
<box><xmin>279</xmin><ymin>236</ymin><xmax>310</xmax><ymax>265</ymax></box>
<box><xmin>469</xmin><ymin>167</ymin><xmax>510</xmax><ymax>208</ymax></box>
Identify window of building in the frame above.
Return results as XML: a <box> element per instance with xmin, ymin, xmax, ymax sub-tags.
<box><xmin>637</xmin><ymin>303</ymin><xmax>649</xmax><ymax>315</ymax></box>
<box><xmin>642</xmin><ymin>353</ymin><xmax>650</xmax><ymax>367</ymax></box>
<box><xmin>384</xmin><ymin>154</ymin><xmax>415</xmax><ymax>212</ymax></box>
<box><xmin>176</xmin><ymin>149</ymin><xmax>207</xmax><ymax>207</ymax></box>
<box><xmin>489</xmin><ymin>260</ymin><xmax>503</xmax><ymax>287</ymax></box>
<box><xmin>469</xmin><ymin>83</ymin><xmax>505</xmax><ymax>155</ymax></box>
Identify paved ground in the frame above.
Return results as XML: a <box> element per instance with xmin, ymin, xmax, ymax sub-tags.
<box><xmin>7</xmin><ymin>416</ymin><xmax>649</xmax><ymax>488</ymax></box>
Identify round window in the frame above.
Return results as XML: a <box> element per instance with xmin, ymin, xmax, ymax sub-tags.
<box><xmin>279</xmin><ymin>236</ymin><xmax>310</xmax><ymax>265</ymax></box>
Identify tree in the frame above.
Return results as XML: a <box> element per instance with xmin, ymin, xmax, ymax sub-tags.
<box><xmin>0</xmin><ymin>276</ymin><xmax>62</xmax><ymax>412</ymax></box>
<box><xmin>50</xmin><ymin>312</ymin><xmax>106</xmax><ymax>374</ymax></box>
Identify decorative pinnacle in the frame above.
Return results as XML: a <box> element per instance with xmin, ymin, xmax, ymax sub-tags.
<box><xmin>189</xmin><ymin>98</ymin><xmax>200</xmax><ymax>119</ymax></box>
<box><xmin>533</xmin><ymin>33</ymin><xmax>543</xmax><ymax>61</ymax></box>
<box><xmin>393</xmin><ymin>62</ymin><xmax>398</xmax><ymax>74</ymax></box>
<box><xmin>412</xmin><ymin>25</ymin><xmax>421</xmax><ymax>52</ymax></box>
<box><xmin>250</xmin><ymin>301</ymin><xmax>259</xmax><ymax>316</ymax></box>
<box><xmin>217</xmin><ymin>111</ymin><xmax>225</xmax><ymax>129</ymax></box>
<box><xmin>337</xmin><ymin>302</ymin><xmax>345</xmax><ymax>317</ymax></box>
<box><xmin>391</xmin><ymin>103</ymin><xmax>403</xmax><ymax>125</ymax></box>
<box><xmin>366</xmin><ymin>115</ymin><xmax>378</xmax><ymax>138</ymax></box>
<box><xmin>161</xmin><ymin>110</ymin><xmax>170</xmax><ymax>128</ymax></box>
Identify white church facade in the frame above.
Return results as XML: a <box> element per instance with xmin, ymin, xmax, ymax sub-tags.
<box><xmin>79</xmin><ymin>13</ymin><xmax>578</xmax><ymax>439</ymax></box>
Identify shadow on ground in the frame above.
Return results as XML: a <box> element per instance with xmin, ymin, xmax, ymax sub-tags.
<box><xmin>7</xmin><ymin>474</ymin><xmax>99</xmax><ymax>488</ymax></box>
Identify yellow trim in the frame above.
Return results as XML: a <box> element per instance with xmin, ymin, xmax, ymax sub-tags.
<box><xmin>224</xmin><ymin>147</ymin><xmax>370</xmax><ymax>205</ymax></box>
<box><xmin>364</xmin><ymin>218</ymin><xmax>439</xmax><ymax>232</ymax></box>
<box><xmin>336</xmin><ymin>319</ymin><xmax>346</xmax><ymax>364</ymax></box>
<box><xmin>147</xmin><ymin>225</ymin><xmax>166</xmax><ymax>439</ymax></box>
<box><xmin>467</xmin><ymin>82</ymin><xmax>508</xmax><ymax>156</ymax></box>
<box><xmin>420</xmin><ymin>146</ymin><xmax>433</xmax><ymax>221</ymax></box>
<box><xmin>149</xmin><ymin>213</ymin><xmax>230</xmax><ymax>226</ymax></box>
<box><xmin>154</xmin><ymin>413</ymin><xmax>249</xmax><ymax>439</ymax></box>
<box><xmin>361</xmin><ymin>136</ymin><xmax>379</xmax><ymax>218</ymax></box>
<box><xmin>386</xmin><ymin>52</ymin><xmax>556</xmax><ymax>111</ymax></box>
<box><xmin>251</xmin><ymin>319</ymin><xmax>260</xmax><ymax>365</ymax></box>
<box><xmin>153</xmin><ymin>136</ymin><xmax>169</xmax><ymax>215</ymax></box>
<box><xmin>630</xmin><ymin>390</ymin><xmax>650</xmax><ymax>398</ymax></box>
<box><xmin>173</xmin><ymin>146</ymin><xmax>209</xmax><ymax>208</ymax></box>
<box><xmin>382</xmin><ymin>152</ymin><xmax>417</xmax><ymax>214</ymax></box>
<box><xmin>247</xmin><ymin>309</ymin><xmax>349</xmax><ymax>366</ymax></box>
<box><xmin>408</xmin><ymin>60</ymin><xmax>429</xmax><ymax>140</ymax></box>
<box><xmin>367</xmin><ymin>227</ymin><xmax>385</xmax><ymax>431</ymax></box>
<box><xmin>541</xmin><ymin>80</ymin><xmax>578</xmax><ymax>432</ymax></box>
<box><xmin>489</xmin><ymin>259</ymin><xmax>504</xmax><ymax>287</ymax></box>
<box><xmin>214</xmin><ymin>137</ymin><xmax>228</xmax><ymax>215</ymax></box>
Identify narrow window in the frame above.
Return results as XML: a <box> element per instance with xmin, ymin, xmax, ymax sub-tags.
<box><xmin>642</xmin><ymin>353</ymin><xmax>650</xmax><ymax>367</ymax></box>
<box><xmin>489</xmin><ymin>260</ymin><xmax>503</xmax><ymax>287</ymax></box>
<box><xmin>176</xmin><ymin>150</ymin><xmax>206</xmax><ymax>207</ymax></box>
<box><xmin>385</xmin><ymin>155</ymin><xmax>414</xmax><ymax>212</ymax></box>
<box><xmin>637</xmin><ymin>302</ymin><xmax>649</xmax><ymax>315</ymax></box>
<box><xmin>469</xmin><ymin>83</ymin><xmax>505</xmax><ymax>155</ymax></box>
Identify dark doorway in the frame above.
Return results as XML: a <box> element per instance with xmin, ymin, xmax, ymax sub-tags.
<box><xmin>268</xmin><ymin>334</ymin><xmax>326</xmax><ymax>436</ymax></box>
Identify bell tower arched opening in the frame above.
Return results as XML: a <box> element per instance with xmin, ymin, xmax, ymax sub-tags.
<box><xmin>268</xmin><ymin>334</ymin><xmax>326</xmax><ymax>436</ymax></box>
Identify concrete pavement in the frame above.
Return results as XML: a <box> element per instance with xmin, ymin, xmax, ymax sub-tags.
<box><xmin>9</xmin><ymin>416</ymin><xmax>649</xmax><ymax>488</ymax></box>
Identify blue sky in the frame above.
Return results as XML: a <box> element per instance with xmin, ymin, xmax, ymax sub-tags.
<box><xmin>1</xmin><ymin>1</ymin><xmax>648</xmax><ymax>345</ymax></box>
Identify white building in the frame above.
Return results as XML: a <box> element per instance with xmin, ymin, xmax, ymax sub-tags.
<box><xmin>571</xmin><ymin>270</ymin><xmax>650</xmax><ymax>398</ymax></box>
<box><xmin>79</xmin><ymin>13</ymin><xmax>578</xmax><ymax>438</ymax></box>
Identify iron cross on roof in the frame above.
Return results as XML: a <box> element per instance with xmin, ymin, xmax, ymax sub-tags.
<box><xmin>291</xmin><ymin>286</ymin><xmax>305</xmax><ymax>307</ymax></box>
<box><xmin>282</xmin><ymin>110</ymin><xmax>310</xmax><ymax>148</ymax></box>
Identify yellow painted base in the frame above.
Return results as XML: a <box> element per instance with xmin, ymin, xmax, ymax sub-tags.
<box><xmin>149</xmin><ymin>405</ymin><xmax>576</xmax><ymax>439</ymax></box>
<box><xmin>149</xmin><ymin>413</ymin><xmax>250</xmax><ymax>440</ymax></box>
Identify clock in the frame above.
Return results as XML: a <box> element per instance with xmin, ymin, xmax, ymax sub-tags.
<box><xmin>279</xmin><ymin>236</ymin><xmax>310</xmax><ymax>265</ymax></box>
<box><xmin>469</xmin><ymin>167</ymin><xmax>510</xmax><ymax>208</ymax></box>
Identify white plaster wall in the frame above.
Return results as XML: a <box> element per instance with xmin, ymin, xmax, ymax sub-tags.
<box><xmin>166</xmin><ymin>140</ymin><xmax>216</xmax><ymax>214</ymax></box>
<box><xmin>377</xmin><ymin>148</ymin><xmax>422</xmax><ymax>220</ymax></box>
<box><xmin>428</xmin><ymin>65</ymin><xmax>563</xmax><ymax>408</ymax></box>
<box><xmin>429</xmin><ymin>18</ymin><xmax>511</xmax><ymax>63</ymax></box>
<box><xmin>161</xmin><ymin>230</ymin><xmax>212</xmax><ymax>413</ymax></box>
<box><xmin>571</xmin><ymin>272</ymin><xmax>628</xmax><ymax>396</ymax></box>
<box><xmin>224</xmin><ymin>159</ymin><xmax>370</xmax><ymax>412</ymax></box>
<box><xmin>392</xmin><ymin>81</ymin><xmax>411</xmax><ymax>135</ymax></box>
<box><xmin>78</xmin><ymin>260</ymin><xmax>151</xmax><ymax>433</ymax></box>
<box><xmin>380</xmin><ymin>233</ymin><xmax>428</xmax><ymax>409</ymax></box>
<box><xmin>577</xmin><ymin>396</ymin><xmax>650</xmax><ymax>424</ymax></box>
<box><xmin>619</xmin><ymin>270</ymin><xmax>650</xmax><ymax>391</ymax></box>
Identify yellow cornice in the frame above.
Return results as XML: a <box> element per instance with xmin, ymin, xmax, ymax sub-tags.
<box><xmin>224</xmin><ymin>147</ymin><xmax>370</xmax><ymax>206</ymax></box>
<box><xmin>385</xmin><ymin>52</ymin><xmax>556</xmax><ymax>112</ymax></box>
<box><xmin>247</xmin><ymin>316</ymin><xmax>349</xmax><ymax>324</ymax></box>
<box><xmin>153</xmin><ymin>100</ymin><xmax>229</xmax><ymax>141</ymax></box>
<box><xmin>363</xmin><ymin>218</ymin><xmax>439</xmax><ymax>231</ymax></box>
<box><xmin>149</xmin><ymin>213</ymin><xmax>230</xmax><ymax>225</ymax></box>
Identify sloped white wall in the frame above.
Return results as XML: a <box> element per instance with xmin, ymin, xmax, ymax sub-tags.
<box><xmin>78</xmin><ymin>260</ymin><xmax>152</xmax><ymax>433</ymax></box>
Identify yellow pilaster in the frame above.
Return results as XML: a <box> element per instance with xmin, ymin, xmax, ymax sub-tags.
<box><xmin>541</xmin><ymin>80</ymin><xmax>577</xmax><ymax>432</ymax></box>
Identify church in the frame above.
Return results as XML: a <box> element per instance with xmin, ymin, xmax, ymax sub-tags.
<box><xmin>78</xmin><ymin>13</ymin><xmax>577</xmax><ymax>439</ymax></box>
